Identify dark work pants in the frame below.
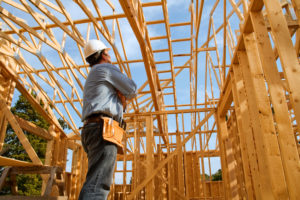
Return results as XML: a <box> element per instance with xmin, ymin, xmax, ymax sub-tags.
<box><xmin>79</xmin><ymin>121</ymin><xmax>117</xmax><ymax>200</ymax></box>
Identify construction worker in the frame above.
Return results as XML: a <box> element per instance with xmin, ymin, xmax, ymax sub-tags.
<box><xmin>79</xmin><ymin>39</ymin><xmax>137</xmax><ymax>200</ymax></box>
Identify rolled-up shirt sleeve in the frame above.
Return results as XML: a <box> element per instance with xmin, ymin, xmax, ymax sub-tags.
<box><xmin>105</xmin><ymin>64</ymin><xmax>137</xmax><ymax>100</ymax></box>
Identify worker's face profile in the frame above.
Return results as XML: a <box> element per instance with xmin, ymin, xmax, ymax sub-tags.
<box><xmin>102</xmin><ymin>49</ymin><xmax>111</xmax><ymax>64</ymax></box>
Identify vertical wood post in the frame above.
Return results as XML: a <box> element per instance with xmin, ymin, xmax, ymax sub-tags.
<box><xmin>146</xmin><ymin>115</ymin><xmax>154</xmax><ymax>200</ymax></box>
<box><xmin>176</xmin><ymin>132</ymin><xmax>184</xmax><ymax>196</ymax></box>
<box><xmin>250</xmin><ymin>10</ymin><xmax>300</xmax><ymax>199</ymax></box>
<box><xmin>263</xmin><ymin>0</ymin><xmax>300</xmax><ymax>133</ymax></box>
<box><xmin>242</xmin><ymin>32</ymin><xmax>288</xmax><ymax>199</ymax></box>
<box><xmin>232</xmin><ymin>60</ymin><xmax>260</xmax><ymax>199</ymax></box>
<box><xmin>216</xmin><ymin>113</ymin><xmax>239</xmax><ymax>200</ymax></box>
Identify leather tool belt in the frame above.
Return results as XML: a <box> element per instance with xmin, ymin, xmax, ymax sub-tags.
<box><xmin>84</xmin><ymin>113</ymin><xmax>126</xmax><ymax>130</ymax></box>
<box><xmin>84</xmin><ymin>114</ymin><xmax>125</xmax><ymax>154</ymax></box>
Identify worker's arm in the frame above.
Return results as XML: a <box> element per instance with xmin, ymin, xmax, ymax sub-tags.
<box><xmin>106</xmin><ymin>64</ymin><xmax>137</xmax><ymax>100</ymax></box>
<box><xmin>116</xmin><ymin>90</ymin><xmax>127</xmax><ymax>111</ymax></box>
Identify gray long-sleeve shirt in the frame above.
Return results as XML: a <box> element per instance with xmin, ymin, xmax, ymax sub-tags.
<box><xmin>82</xmin><ymin>63</ymin><xmax>137</xmax><ymax>122</ymax></box>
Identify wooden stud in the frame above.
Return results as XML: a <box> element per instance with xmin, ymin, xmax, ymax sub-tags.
<box><xmin>244</xmin><ymin>32</ymin><xmax>289</xmax><ymax>199</ymax></box>
<box><xmin>250</xmin><ymin>10</ymin><xmax>300</xmax><ymax>199</ymax></box>
<box><xmin>263</xmin><ymin>0</ymin><xmax>300</xmax><ymax>132</ymax></box>
<box><xmin>234</xmin><ymin>53</ymin><xmax>262</xmax><ymax>199</ymax></box>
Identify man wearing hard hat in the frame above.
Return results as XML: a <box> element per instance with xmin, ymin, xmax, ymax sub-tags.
<box><xmin>79</xmin><ymin>39</ymin><xmax>137</xmax><ymax>199</ymax></box>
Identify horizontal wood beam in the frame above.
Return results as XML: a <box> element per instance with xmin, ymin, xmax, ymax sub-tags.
<box><xmin>195</xmin><ymin>47</ymin><xmax>217</xmax><ymax>52</ymax></box>
<box><xmin>172</xmin><ymin>38</ymin><xmax>191</xmax><ymax>42</ymax></box>
<box><xmin>0</xmin><ymin>156</ymin><xmax>39</xmax><ymax>167</ymax></box>
<box><xmin>125</xmin><ymin>130</ymin><xmax>218</xmax><ymax>137</ymax></box>
<box><xmin>0</xmin><ymin>196</ymin><xmax>68</xmax><ymax>200</ymax></box>
<box><xmin>141</xmin><ymin>2</ymin><xmax>162</xmax><ymax>7</ymax></box>
<box><xmin>15</xmin><ymin>116</ymin><xmax>53</xmax><ymax>140</ymax></box>
<box><xmin>10</xmin><ymin>166</ymin><xmax>62</xmax><ymax>175</ymax></box>
<box><xmin>124</xmin><ymin>107</ymin><xmax>215</xmax><ymax>117</ymax></box>
<box><xmin>117</xmin><ymin>150</ymin><xmax>220</xmax><ymax>161</ymax></box>
<box><xmin>170</xmin><ymin>22</ymin><xmax>191</xmax><ymax>27</ymax></box>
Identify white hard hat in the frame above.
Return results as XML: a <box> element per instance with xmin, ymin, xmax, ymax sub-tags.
<box><xmin>83</xmin><ymin>39</ymin><xmax>109</xmax><ymax>59</ymax></box>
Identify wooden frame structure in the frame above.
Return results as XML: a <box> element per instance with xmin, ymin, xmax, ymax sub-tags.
<box><xmin>0</xmin><ymin>0</ymin><xmax>299</xmax><ymax>199</ymax></box>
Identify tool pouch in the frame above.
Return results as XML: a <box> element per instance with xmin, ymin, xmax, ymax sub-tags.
<box><xmin>102</xmin><ymin>117</ymin><xmax>124</xmax><ymax>154</ymax></box>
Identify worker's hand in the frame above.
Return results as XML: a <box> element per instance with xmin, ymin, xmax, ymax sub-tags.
<box><xmin>117</xmin><ymin>90</ymin><xmax>127</xmax><ymax>112</ymax></box>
